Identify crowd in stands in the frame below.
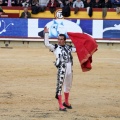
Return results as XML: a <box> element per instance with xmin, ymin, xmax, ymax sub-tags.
<box><xmin>0</xmin><ymin>0</ymin><xmax>120</xmax><ymax>8</ymax></box>
<box><xmin>0</xmin><ymin>0</ymin><xmax>120</xmax><ymax>18</ymax></box>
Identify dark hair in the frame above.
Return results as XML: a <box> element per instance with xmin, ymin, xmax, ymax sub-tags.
<box><xmin>59</xmin><ymin>34</ymin><xmax>66</xmax><ymax>41</ymax></box>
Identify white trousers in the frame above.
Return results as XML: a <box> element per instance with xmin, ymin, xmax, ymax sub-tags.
<box><xmin>63</xmin><ymin>62</ymin><xmax>73</xmax><ymax>93</ymax></box>
<box><xmin>56</xmin><ymin>62</ymin><xmax>73</xmax><ymax>98</ymax></box>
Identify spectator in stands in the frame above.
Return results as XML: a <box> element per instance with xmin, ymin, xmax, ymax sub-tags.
<box><xmin>20</xmin><ymin>7</ymin><xmax>31</xmax><ymax>18</ymax></box>
<box><xmin>47</xmin><ymin>0</ymin><xmax>59</xmax><ymax>13</ymax></box>
<box><xmin>0</xmin><ymin>0</ymin><xmax>3</xmax><ymax>5</ymax></box>
<box><xmin>32</xmin><ymin>0</ymin><xmax>39</xmax><ymax>6</ymax></box>
<box><xmin>83</xmin><ymin>0</ymin><xmax>93</xmax><ymax>17</ymax></box>
<box><xmin>61</xmin><ymin>0</ymin><xmax>73</xmax><ymax>17</ymax></box>
<box><xmin>57</xmin><ymin>0</ymin><xmax>64</xmax><ymax>7</ymax></box>
<box><xmin>12</xmin><ymin>0</ymin><xmax>18</xmax><ymax>6</ymax></box>
<box><xmin>111</xmin><ymin>0</ymin><xmax>120</xmax><ymax>7</ymax></box>
<box><xmin>0</xmin><ymin>7</ymin><xmax>4</xmax><ymax>17</ymax></box>
<box><xmin>73</xmin><ymin>0</ymin><xmax>84</xmax><ymax>14</ymax></box>
<box><xmin>2</xmin><ymin>0</ymin><xmax>8</xmax><ymax>6</ymax></box>
<box><xmin>19</xmin><ymin>0</ymin><xmax>31</xmax><ymax>7</ymax></box>
<box><xmin>0</xmin><ymin>10</ymin><xmax>3</xmax><ymax>16</ymax></box>
<box><xmin>73</xmin><ymin>0</ymin><xmax>84</xmax><ymax>8</ymax></box>
<box><xmin>92</xmin><ymin>0</ymin><xmax>102</xmax><ymax>8</ymax></box>
<box><xmin>31</xmin><ymin>0</ymin><xmax>46</xmax><ymax>14</ymax></box>
<box><xmin>84</xmin><ymin>0</ymin><xmax>93</xmax><ymax>8</ymax></box>
<box><xmin>38</xmin><ymin>0</ymin><xmax>48</xmax><ymax>6</ymax></box>
<box><xmin>64</xmin><ymin>0</ymin><xmax>75</xmax><ymax>7</ymax></box>
<box><xmin>59</xmin><ymin>0</ymin><xmax>65</xmax><ymax>6</ymax></box>
<box><xmin>2</xmin><ymin>0</ymin><xmax>18</xmax><ymax>6</ymax></box>
<box><xmin>102</xmin><ymin>0</ymin><xmax>112</xmax><ymax>8</ymax></box>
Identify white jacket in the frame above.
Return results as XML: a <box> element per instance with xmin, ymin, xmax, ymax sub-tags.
<box><xmin>73</xmin><ymin>0</ymin><xmax>84</xmax><ymax>8</ymax></box>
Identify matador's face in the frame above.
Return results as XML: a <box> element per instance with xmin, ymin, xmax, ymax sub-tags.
<box><xmin>58</xmin><ymin>36</ymin><xmax>66</xmax><ymax>46</ymax></box>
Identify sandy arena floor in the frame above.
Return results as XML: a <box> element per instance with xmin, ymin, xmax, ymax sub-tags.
<box><xmin>0</xmin><ymin>44</ymin><xmax>120</xmax><ymax>120</ymax></box>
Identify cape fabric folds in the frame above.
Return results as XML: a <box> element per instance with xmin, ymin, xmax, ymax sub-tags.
<box><xmin>67</xmin><ymin>32</ymin><xmax>98</xmax><ymax>72</ymax></box>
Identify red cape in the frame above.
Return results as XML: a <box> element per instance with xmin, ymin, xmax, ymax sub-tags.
<box><xmin>67</xmin><ymin>32</ymin><xmax>98</xmax><ymax>72</ymax></box>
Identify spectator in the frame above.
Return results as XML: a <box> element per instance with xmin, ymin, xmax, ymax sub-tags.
<box><xmin>2</xmin><ymin>0</ymin><xmax>8</xmax><ymax>6</ymax></box>
<box><xmin>11</xmin><ymin>0</ymin><xmax>18</xmax><ymax>6</ymax></box>
<box><xmin>92</xmin><ymin>0</ymin><xmax>102</xmax><ymax>8</ymax></box>
<box><xmin>20</xmin><ymin>7</ymin><xmax>31</xmax><ymax>18</ymax></box>
<box><xmin>102</xmin><ymin>0</ymin><xmax>112</xmax><ymax>8</ymax></box>
<box><xmin>2</xmin><ymin>0</ymin><xmax>18</xmax><ymax>6</ymax></box>
<box><xmin>73</xmin><ymin>0</ymin><xmax>84</xmax><ymax>14</ymax></box>
<box><xmin>73</xmin><ymin>0</ymin><xmax>84</xmax><ymax>8</ymax></box>
<box><xmin>83</xmin><ymin>0</ymin><xmax>93</xmax><ymax>17</ymax></box>
<box><xmin>32</xmin><ymin>0</ymin><xmax>39</xmax><ymax>6</ymax></box>
<box><xmin>65</xmin><ymin>0</ymin><xmax>75</xmax><ymax>7</ymax></box>
<box><xmin>0</xmin><ymin>10</ymin><xmax>3</xmax><ymax>16</ymax></box>
<box><xmin>31</xmin><ymin>0</ymin><xmax>40</xmax><ymax>14</ymax></box>
<box><xmin>47</xmin><ymin>0</ymin><xmax>58</xmax><ymax>13</ymax></box>
<box><xmin>61</xmin><ymin>0</ymin><xmax>73</xmax><ymax>17</ymax></box>
<box><xmin>0</xmin><ymin>0</ymin><xmax>3</xmax><ymax>5</ymax></box>
<box><xmin>39</xmin><ymin>0</ymin><xmax>48</xmax><ymax>6</ymax></box>
<box><xmin>111</xmin><ymin>0</ymin><xmax>120</xmax><ymax>7</ymax></box>
<box><xmin>57</xmin><ymin>0</ymin><xmax>64</xmax><ymax>7</ymax></box>
<box><xmin>0</xmin><ymin>7</ymin><xmax>3</xmax><ymax>17</ymax></box>
<box><xmin>116</xmin><ymin>6</ymin><xmax>120</xmax><ymax>13</ymax></box>
<box><xmin>19</xmin><ymin>0</ymin><xmax>31</xmax><ymax>7</ymax></box>
<box><xmin>31</xmin><ymin>0</ymin><xmax>46</xmax><ymax>14</ymax></box>
<box><xmin>84</xmin><ymin>0</ymin><xmax>93</xmax><ymax>8</ymax></box>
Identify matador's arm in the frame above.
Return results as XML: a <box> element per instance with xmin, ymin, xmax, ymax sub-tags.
<box><xmin>44</xmin><ymin>27</ymin><xmax>55</xmax><ymax>51</ymax></box>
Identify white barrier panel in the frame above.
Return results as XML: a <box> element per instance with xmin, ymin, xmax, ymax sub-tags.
<box><xmin>0</xmin><ymin>18</ymin><xmax>120</xmax><ymax>42</ymax></box>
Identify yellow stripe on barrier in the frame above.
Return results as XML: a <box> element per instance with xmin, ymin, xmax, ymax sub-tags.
<box><xmin>4</xmin><ymin>10</ymin><xmax>20</xmax><ymax>13</ymax></box>
<box><xmin>31</xmin><ymin>11</ymin><xmax>55</xmax><ymax>18</ymax></box>
<box><xmin>2</xmin><ymin>9</ymin><xmax>120</xmax><ymax>19</ymax></box>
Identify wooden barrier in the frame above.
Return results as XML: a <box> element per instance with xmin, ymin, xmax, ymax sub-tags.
<box><xmin>1</xmin><ymin>6</ymin><xmax>120</xmax><ymax>19</ymax></box>
<box><xmin>1</xmin><ymin>13</ymin><xmax>19</xmax><ymax>18</ymax></box>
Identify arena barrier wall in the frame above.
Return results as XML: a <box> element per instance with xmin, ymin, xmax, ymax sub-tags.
<box><xmin>0</xmin><ymin>18</ymin><xmax>120</xmax><ymax>42</ymax></box>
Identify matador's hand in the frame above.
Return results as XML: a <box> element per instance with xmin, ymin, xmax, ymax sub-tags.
<box><xmin>44</xmin><ymin>27</ymin><xmax>49</xmax><ymax>33</ymax></box>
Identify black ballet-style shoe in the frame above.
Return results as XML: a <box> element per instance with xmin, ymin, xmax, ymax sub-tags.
<box><xmin>59</xmin><ymin>107</ymin><xmax>67</xmax><ymax>111</ymax></box>
<box><xmin>63</xmin><ymin>102</ymin><xmax>72</xmax><ymax>109</ymax></box>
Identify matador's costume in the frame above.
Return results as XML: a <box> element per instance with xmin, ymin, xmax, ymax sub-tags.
<box><xmin>44</xmin><ymin>33</ymin><xmax>76</xmax><ymax>99</ymax></box>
